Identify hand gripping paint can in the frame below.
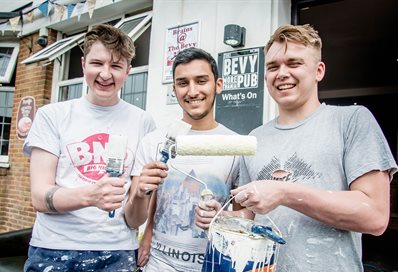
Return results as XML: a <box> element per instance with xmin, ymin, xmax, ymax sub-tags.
<box><xmin>202</xmin><ymin>216</ymin><xmax>280</xmax><ymax>272</ymax></box>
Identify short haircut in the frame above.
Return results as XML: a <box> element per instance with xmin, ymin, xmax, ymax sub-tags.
<box><xmin>265</xmin><ymin>24</ymin><xmax>322</xmax><ymax>60</ymax></box>
<box><xmin>172</xmin><ymin>47</ymin><xmax>219</xmax><ymax>81</ymax></box>
<box><xmin>83</xmin><ymin>23</ymin><xmax>135</xmax><ymax>65</ymax></box>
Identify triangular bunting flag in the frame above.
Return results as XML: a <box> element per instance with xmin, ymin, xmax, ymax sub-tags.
<box><xmin>0</xmin><ymin>23</ymin><xmax>6</xmax><ymax>36</ymax></box>
<box><xmin>75</xmin><ymin>2</ymin><xmax>85</xmax><ymax>22</ymax></box>
<box><xmin>87</xmin><ymin>0</ymin><xmax>96</xmax><ymax>19</ymax></box>
<box><xmin>9</xmin><ymin>16</ymin><xmax>20</xmax><ymax>32</ymax></box>
<box><xmin>67</xmin><ymin>4</ymin><xmax>75</xmax><ymax>19</ymax></box>
<box><xmin>54</xmin><ymin>4</ymin><xmax>65</xmax><ymax>21</ymax></box>
<box><xmin>38</xmin><ymin>0</ymin><xmax>49</xmax><ymax>17</ymax></box>
<box><xmin>25</xmin><ymin>10</ymin><xmax>34</xmax><ymax>23</ymax></box>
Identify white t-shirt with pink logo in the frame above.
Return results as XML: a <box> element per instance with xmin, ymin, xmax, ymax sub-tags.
<box><xmin>23</xmin><ymin>97</ymin><xmax>155</xmax><ymax>251</ymax></box>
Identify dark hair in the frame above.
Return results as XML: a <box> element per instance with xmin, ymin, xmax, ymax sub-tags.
<box><xmin>172</xmin><ymin>47</ymin><xmax>219</xmax><ymax>80</ymax></box>
<box><xmin>83</xmin><ymin>23</ymin><xmax>135</xmax><ymax>64</ymax></box>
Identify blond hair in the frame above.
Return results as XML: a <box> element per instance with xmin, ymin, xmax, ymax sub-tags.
<box><xmin>265</xmin><ymin>24</ymin><xmax>322</xmax><ymax>60</ymax></box>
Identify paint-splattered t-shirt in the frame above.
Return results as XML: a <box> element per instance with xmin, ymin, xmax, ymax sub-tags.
<box><xmin>240</xmin><ymin>104</ymin><xmax>397</xmax><ymax>272</ymax></box>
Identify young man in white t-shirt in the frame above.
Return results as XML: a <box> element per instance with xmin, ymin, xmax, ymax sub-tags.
<box><xmin>127</xmin><ymin>48</ymin><xmax>241</xmax><ymax>272</ymax></box>
<box><xmin>23</xmin><ymin>24</ymin><xmax>155</xmax><ymax>271</ymax></box>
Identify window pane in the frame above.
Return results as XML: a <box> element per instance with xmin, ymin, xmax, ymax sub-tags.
<box><xmin>0</xmin><ymin>89</ymin><xmax>13</xmax><ymax>156</ymax></box>
<box><xmin>132</xmin><ymin>93</ymin><xmax>144</xmax><ymax>109</ymax></box>
<box><xmin>0</xmin><ymin>47</ymin><xmax>13</xmax><ymax>77</ymax></box>
<box><xmin>121</xmin><ymin>72</ymin><xmax>148</xmax><ymax>109</ymax></box>
<box><xmin>119</xmin><ymin>17</ymin><xmax>144</xmax><ymax>34</ymax></box>
<box><xmin>58</xmin><ymin>83</ymin><xmax>83</xmax><ymax>102</ymax></box>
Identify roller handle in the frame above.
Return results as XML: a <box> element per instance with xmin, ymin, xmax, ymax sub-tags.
<box><xmin>145</xmin><ymin>150</ymin><xmax>170</xmax><ymax>196</ymax></box>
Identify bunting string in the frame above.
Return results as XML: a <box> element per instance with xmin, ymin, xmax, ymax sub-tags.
<box><xmin>0</xmin><ymin>0</ymin><xmax>107</xmax><ymax>35</ymax></box>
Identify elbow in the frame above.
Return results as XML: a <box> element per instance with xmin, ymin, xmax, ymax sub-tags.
<box><xmin>31</xmin><ymin>197</ymin><xmax>46</xmax><ymax>212</ymax></box>
<box><xmin>366</xmin><ymin>215</ymin><xmax>389</xmax><ymax>236</ymax></box>
<box><xmin>125</xmin><ymin>214</ymin><xmax>148</xmax><ymax>230</ymax></box>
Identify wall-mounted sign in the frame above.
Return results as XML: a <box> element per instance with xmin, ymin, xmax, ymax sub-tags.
<box><xmin>16</xmin><ymin>96</ymin><xmax>36</xmax><ymax>140</ymax></box>
<box><xmin>166</xmin><ymin>84</ymin><xmax>178</xmax><ymax>105</ymax></box>
<box><xmin>162</xmin><ymin>21</ymin><xmax>200</xmax><ymax>84</ymax></box>
<box><xmin>216</xmin><ymin>47</ymin><xmax>264</xmax><ymax>135</ymax></box>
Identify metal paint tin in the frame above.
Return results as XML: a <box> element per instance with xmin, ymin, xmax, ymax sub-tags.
<box><xmin>202</xmin><ymin>216</ymin><xmax>278</xmax><ymax>272</ymax></box>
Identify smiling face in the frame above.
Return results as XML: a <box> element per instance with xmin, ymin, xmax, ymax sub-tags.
<box><xmin>265</xmin><ymin>41</ymin><xmax>325</xmax><ymax>114</ymax></box>
<box><xmin>173</xmin><ymin>59</ymin><xmax>223</xmax><ymax>128</ymax></box>
<box><xmin>82</xmin><ymin>41</ymin><xmax>130</xmax><ymax>106</ymax></box>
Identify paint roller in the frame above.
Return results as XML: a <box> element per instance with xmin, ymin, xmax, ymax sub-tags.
<box><xmin>171</xmin><ymin>135</ymin><xmax>257</xmax><ymax>200</ymax></box>
<box><xmin>174</xmin><ymin>135</ymin><xmax>257</xmax><ymax>156</ymax></box>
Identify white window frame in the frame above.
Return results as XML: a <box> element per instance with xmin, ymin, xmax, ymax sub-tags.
<box><xmin>55</xmin><ymin>77</ymin><xmax>87</xmax><ymax>102</ymax></box>
<box><xmin>0</xmin><ymin>86</ymin><xmax>14</xmax><ymax>168</ymax></box>
<box><xmin>21</xmin><ymin>33</ymin><xmax>85</xmax><ymax>65</ymax></box>
<box><xmin>0</xmin><ymin>43</ymin><xmax>19</xmax><ymax>83</ymax></box>
<box><xmin>115</xmin><ymin>11</ymin><xmax>153</xmax><ymax>41</ymax></box>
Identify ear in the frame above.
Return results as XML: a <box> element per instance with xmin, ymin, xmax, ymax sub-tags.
<box><xmin>316</xmin><ymin>61</ymin><xmax>326</xmax><ymax>82</ymax></box>
<box><xmin>81</xmin><ymin>57</ymin><xmax>86</xmax><ymax>73</ymax></box>
<box><xmin>215</xmin><ymin>78</ymin><xmax>223</xmax><ymax>94</ymax></box>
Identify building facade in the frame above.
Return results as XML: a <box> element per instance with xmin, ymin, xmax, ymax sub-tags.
<box><xmin>0</xmin><ymin>0</ymin><xmax>290</xmax><ymax>232</ymax></box>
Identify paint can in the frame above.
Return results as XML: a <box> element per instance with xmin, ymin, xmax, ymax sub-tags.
<box><xmin>202</xmin><ymin>216</ymin><xmax>279</xmax><ymax>272</ymax></box>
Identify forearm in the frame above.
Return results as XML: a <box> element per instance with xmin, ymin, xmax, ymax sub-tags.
<box><xmin>32</xmin><ymin>185</ymin><xmax>92</xmax><ymax>213</ymax></box>
<box><xmin>124</xmin><ymin>196</ymin><xmax>150</xmax><ymax>229</ymax></box>
<box><xmin>282</xmin><ymin>174</ymin><xmax>390</xmax><ymax>235</ymax></box>
<box><xmin>223</xmin><ymin>208</ymin><xmax>254</xmax><ymax>219</ymax></box>
<box><xmin>124</xmin><ymin>176</ymin><xmax>151</xmax><ymax>228</ymax></box>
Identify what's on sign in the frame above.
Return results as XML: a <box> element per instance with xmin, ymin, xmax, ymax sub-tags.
<box><xmin>216</xmin><ymin>47</ymin><xmax>264</xmax><ymax>135</ymax></box>
<box><xmin>217</xmin><ymin>47</ymin><xmax>264</xmax><ymax>107</ymax></box>
<box><xmin>221</xmin><ymin>48</ymin><xmax>263</xmax><ymax>90</ymax></box>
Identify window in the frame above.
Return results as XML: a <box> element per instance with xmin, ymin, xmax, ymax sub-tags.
<box><xmin>56</xmin><ymin>78</ymin><xmax>85</xmax><ymax>102</ymax></box>
<box><xmin>121</xmin><ymin>67</ymin><xmax>148</xmax><ymax>109</ymax></box>
<box><xmin>0</xmin><ymin>43</ymin><xmax>19</xmax><ymax>83</ymax></box>
<box><xmin>21</xmin><ymin>33</ymin><xmax>85</xmax><ymax>65</ymax></box>
<box><xmin>0</xmin><ymin>87</ymin><xmax>14</xmax><ymax>167</ymax></box>
<box><xmin>115</xmin><ymin>11</ymin><xmax>152</xmax><ymax>42</ymax></box>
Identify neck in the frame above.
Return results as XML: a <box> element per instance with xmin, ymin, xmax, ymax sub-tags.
<box><xmin>85</xmin><ymin>92</ymin><xmax>120</xmax><ymax>107</ymax></box>
<box><xmin>184</xmin><ymin>116</ymin><xmax>218</xmax><ymax>131</ymax></box>
<box><xmin>277</xmin><ymin>100</ymin><xmax>321</xmax><ymax>125</ymax></box>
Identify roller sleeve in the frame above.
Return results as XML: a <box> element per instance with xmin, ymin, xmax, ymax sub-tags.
<box><xmin>175</xmin><ymin>135</ymin><xmax>257</xmax><ymax>156</ymax></box>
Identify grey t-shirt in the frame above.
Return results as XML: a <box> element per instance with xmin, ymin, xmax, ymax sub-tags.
<box><xmin>240</xmin><ymin>104</ymin><xmax>397</xmax><ymax>272</ymax></box>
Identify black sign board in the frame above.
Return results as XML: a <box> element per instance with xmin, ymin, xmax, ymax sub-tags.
<box><xmin>216</xmin><ymin>47</ymin><xmax>264</xmax><ymax>135</ymax></box>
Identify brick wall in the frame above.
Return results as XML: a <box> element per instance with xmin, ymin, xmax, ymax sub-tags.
<box><xmin>0</xmin><ymin>29</ymin><xmax>57</xmax><ymax>233</ymax></box>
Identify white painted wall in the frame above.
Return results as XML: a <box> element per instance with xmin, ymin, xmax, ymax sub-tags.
<box><xmin>146</xmin><ymin>0</ymin><xmax>290</xmax><ymax>130</ymax></box>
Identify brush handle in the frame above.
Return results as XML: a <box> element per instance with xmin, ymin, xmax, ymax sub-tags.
<box><xmin>107</xmin><ymin>171</ymin><xmax>120</xmax><ymax>218</ymax></box>
<box><xmin>250</xmin><ymin>224</ymin><xmax>286</xmax><ymax>244</ymax></box>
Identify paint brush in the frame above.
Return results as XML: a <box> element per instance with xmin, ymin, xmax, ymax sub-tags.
<box><xmin>145</xmin><ymin>120</ymin><xmax>192</xmax><ymax>195</ymax></box>
<box><xmin>105</xmin><ymin>134</ymin><xmax>128</xmax><ymax>218</ymax></box>
<box><xmin>159</xmin><ymin>119</ymin><xmax>192</xmax><ymax>163</ymax></box>
<box><xmin>218</xmin><ymin>217</ymin><xmax>286</xmax><ymax>244</ymax></box>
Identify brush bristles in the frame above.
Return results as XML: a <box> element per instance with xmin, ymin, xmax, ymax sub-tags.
<box><xmin>166</xmin><ymin>120</ymin><xmax>192</xmax><ymax>141</ymax></box>
<box><xmin>176</xmin><ymin>135</ymin><xmax>257</xmax><ymax>156</ymax></box>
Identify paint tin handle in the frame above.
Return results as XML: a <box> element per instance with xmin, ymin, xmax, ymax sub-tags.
<box><xmin>208</xmin><ymin>194</ymin><xmax>283</xmax><ymax>242</ymax></box>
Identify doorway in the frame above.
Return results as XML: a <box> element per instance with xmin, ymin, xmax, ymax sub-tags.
<box><xmin>293</xmin><ymin>0</ymin><xmax>398</xmax><ymax>270</ymax></box>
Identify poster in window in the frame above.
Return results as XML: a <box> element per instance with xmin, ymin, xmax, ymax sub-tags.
<box><xmin>162</xmin><ymin>21</ymin><xmax>200</xmax><ymax>84</ymax></box>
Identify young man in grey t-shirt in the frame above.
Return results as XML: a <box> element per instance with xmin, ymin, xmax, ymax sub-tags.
<box><xmin>196</xmin><ymin>24</ymin><xmax>397</xmax><ymax>272</ymax></box>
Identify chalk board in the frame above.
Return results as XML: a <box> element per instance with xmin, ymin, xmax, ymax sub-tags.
<box><xmin>216</xmin><ymin>47</ymin><xmax>264</xmax><ymax>135</ymax></box>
